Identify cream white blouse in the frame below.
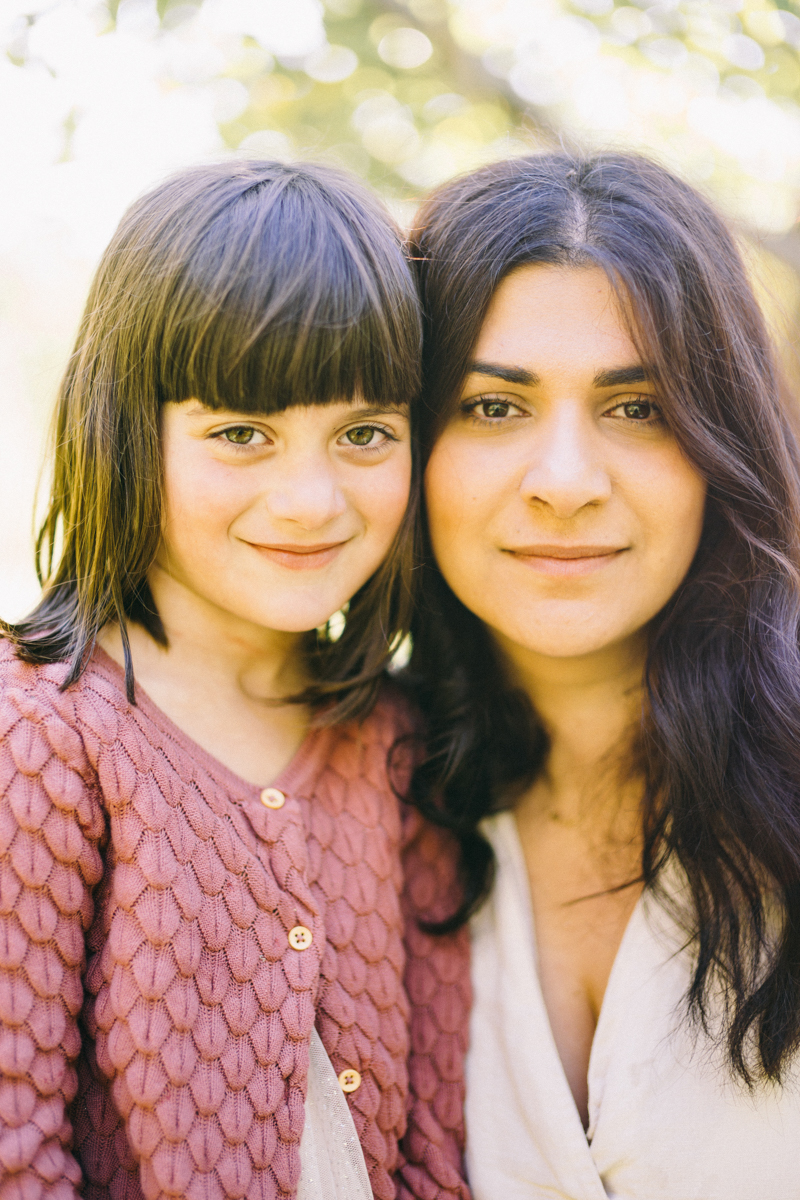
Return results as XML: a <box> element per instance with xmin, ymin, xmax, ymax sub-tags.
<box><xmin>465</xmin><ymin>811</ymin><xmax>800</xmax><ymax>1200</ymax></box>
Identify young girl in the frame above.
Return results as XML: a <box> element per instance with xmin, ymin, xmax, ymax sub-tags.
<box><xmin>400</xmin><ymin>153</ymin><xmax>800</xmax><ymax>1199</ymax></box>
<box><xmin>0</xmin><ymin>160</ymin><xmax>425</xmax><ymax>1200</ymax></box>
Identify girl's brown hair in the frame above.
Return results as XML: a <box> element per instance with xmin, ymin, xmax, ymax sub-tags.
<box><xmin>5</xmin><ymin>160</ymin><xmax>422</xmax><ymax>720</ymax></box>
<box><xmin>407</xmin><ymin>151</ymin><xmax>800</xmax><ymax>1083</ymax></box>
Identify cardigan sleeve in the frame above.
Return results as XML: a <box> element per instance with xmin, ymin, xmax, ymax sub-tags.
<box><xmin>0</xmin><ymin>674</ymin><xmax>105</xmax><ymax>1197</ymax></box>
<box><xmin>396</xmin><ymin>809</ymin><xmax>472</xmax><ymax>1200</ymax></box>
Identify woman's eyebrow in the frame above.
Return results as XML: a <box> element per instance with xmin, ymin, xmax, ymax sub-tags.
<box><xmin>593</xmin><ymin>365</ymin><xmax>650</xmax><ymax>387</ymax></box>
<box><xmin>469</xmin><ymin>361</ymin><xmax>539</xmax><ymax>386</ymax></box>
<box><xmin>467</xmin><ymin>362</ymin><xmax>652</xmax><ymax>389</ymax></box>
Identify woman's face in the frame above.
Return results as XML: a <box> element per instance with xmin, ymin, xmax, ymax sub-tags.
<box><xmin>156</xmin><ymin>398</ymin><xmax>411</xmax><ymax>633</ymax></box>
<box><xmin>424</xmin><ymin>265</ymin><xmax>707</xmax><ymax>665</ymax></box>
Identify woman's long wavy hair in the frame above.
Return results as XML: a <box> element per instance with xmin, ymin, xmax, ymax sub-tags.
<box><xmin>4</xmin><ymin>160</ymin><xmax>422</xmax><ymax>721</ymax></box>
<box><xmin>407</xmin><ymin>151</ymin><xmax>800</xmax><ymax>1083</ymax></box>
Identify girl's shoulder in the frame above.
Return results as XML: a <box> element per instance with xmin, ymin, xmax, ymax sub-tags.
<box><xmin>0</xmin><ymin>637</ymin><xmax>139</xmax><ymax>781</ymax></box>
<box><xmin>0</xmin><ymin>637</ymin><xmax>89</xmax><ymax>766</ymax></box>
<box><xmin>0</xmin><ymin>638</ymin><xmax>107</xmax><ymax>850</ymax></box>
<box><xmin>301</xmin><ymin>680</ymin><xmax>422</xmax><ymax>810</ymax></box>
<box><xmin>364</xmin><ymin>678</ymin><xmax>422</xmax><ymax>746</ymax></box>
<box><xmin>355</xmin><ymin>678</ymin><xmax>422</xmax><ymax>788</ymax></box>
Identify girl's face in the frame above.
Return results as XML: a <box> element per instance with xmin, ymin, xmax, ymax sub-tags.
<box><xmin>424</xmin><ymin>265</ymin><xmax>707</xmax><ymax>665</ymax></box>
<box><xmin>156</xmin><ymin>399</ymin><xmax>411</xmax><ymax>633</ymax></box>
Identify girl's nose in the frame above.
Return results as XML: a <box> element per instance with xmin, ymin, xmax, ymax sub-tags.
<box><xmin>520</xmin><ymin>404</ymin><xmax>612</xmax><ymax>518</ymax></box>
<box><xmin>265</xmin><ymin>457</ymin><xmax>348</xmax><ymax>529</ymax></box>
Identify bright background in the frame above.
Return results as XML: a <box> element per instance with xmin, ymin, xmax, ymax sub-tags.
<box><xmin>2</xmin><ymin>0</ymin><xmax>800</xmax><ymax>620</ymax></box>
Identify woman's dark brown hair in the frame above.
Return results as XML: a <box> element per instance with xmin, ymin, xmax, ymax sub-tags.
<box><xmin>406</xmin><ymin>151</ymin><xmax>800</xmax><ymax>1083</ymax></box>
<box><xmin>5</xmin><ymin>159</ymin><xmax>422</xmax><ymax>720</ymax></box>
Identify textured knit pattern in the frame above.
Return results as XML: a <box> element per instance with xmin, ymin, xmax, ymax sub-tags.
<box><xmin>397</xmin><ymin>813</ymin><xmax>471</xmax><ymax>1200</ymax></box>
<box><xmin>0</xmin><ymin>639</ymin><xmax>424</xmax><ymax>1200</ymax></box>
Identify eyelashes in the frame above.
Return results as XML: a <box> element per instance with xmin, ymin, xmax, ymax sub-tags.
<box><xmin>339</xmin><ymin>424</ymin><xmax>399</xmax><ymax>450</ymax></box>
<box><xmin>215</xmin><ymin>426</ymin><xmax>267</xmax><ymax>446</ymax></box>
<box><xmin>604</xmin><ymin>399</ymin><xmax>663</xmax><ymax>425</ymax></box>
<box><xmin>461</xmin><ymin>398</ymin><xmax>525</xmax><ymax>423</ymax></box>
<box><xmin>461</xmin><ymin>395</ymin><xmax>664</xmax><ymax>427</ymax></box>
<box><xmin>209</xmin><ymin>422</ymin><xmax>400</xmax><ymax>453</ymax></box>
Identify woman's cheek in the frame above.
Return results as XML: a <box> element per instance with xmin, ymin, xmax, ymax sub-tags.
<box><xmin>644</xmin><ymin>450</ymin><xmax>706</xmax><ymax>584</ymax></box>
<box><xmin>426</xmin><ymin>435</ymin><xmax>494</xmax><ymax>547</ymax></box>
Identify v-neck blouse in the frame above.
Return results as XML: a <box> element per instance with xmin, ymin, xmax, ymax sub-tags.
<box><xmin>465</xmin><ymin>811</ymin><xmax>800</xmax><ymax>1200</ymax></box>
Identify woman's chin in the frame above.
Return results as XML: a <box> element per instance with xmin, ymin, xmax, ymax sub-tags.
<box><xmin>491</xmin><ymin>619</ymin><xmax>646</xmax><ymax>666</ymax></box>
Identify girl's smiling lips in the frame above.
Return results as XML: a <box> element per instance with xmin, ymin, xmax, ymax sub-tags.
<box><xmin>503</xmin><ymin>543</ymin><xmax>629</xmax><ymax>578</ymax></box>
<box><xmin>245</xmin><ymin>539</ymin><xmax>352</xmax><ymax>570</ymax></box>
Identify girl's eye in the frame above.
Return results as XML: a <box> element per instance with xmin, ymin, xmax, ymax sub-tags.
<box><xmin>345</xmin><ymin>425</ymin><xmax>377</xmax><ymax>446</ymax></box>
<box><xmin>338</xmin><ymin>424</ymin><xmax>396</xmax><ymax>450</ymax></box>
<box><xmin>609</xmin><ymin>398</ymin><xmax>662</xmax><ymax>423</ymax></box>
<box><xmin>216</xmin><ymin>425</ymin><xmax>267</xmax><ymax>446</ymax></box>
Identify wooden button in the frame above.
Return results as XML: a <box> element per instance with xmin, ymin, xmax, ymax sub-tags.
<box><xmin>338</xmin><ymin>1068</ymin><xmax>361</xmax><ymax>1093</ymax></box>
<box><xmin>288</xmin><ymin>925</ymin><xmax>313</xmax><ymax>951</ymax></box>
<box><xmin>260</xmin><ymin>787</ymin><xmax>285</xmax><ymax>809</ymax></box>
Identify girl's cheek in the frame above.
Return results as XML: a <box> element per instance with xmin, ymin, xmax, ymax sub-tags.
<box><xmin>356</xmin><ymin>455</ymin><xmax>412</xmax><ymax>527</ymax></box>
<box><xmin>171</xmin><ymin>457</ymin><xmax>254</xmax><ymax>523</ymax></box>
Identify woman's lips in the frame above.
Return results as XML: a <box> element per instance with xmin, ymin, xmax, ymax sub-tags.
<box><xmin>246</xmin><ymin>540</ymin><xmax>350</xmax><ymax>570</ymax></box>
<box><xmin>503</xmin><ymin>544</ymin><xmax>628</xmax><ymax>578</ymax></box>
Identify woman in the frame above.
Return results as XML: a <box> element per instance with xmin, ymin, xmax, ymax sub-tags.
<box><xmin>400</xmin><ymin>153</ymin><xmax>800</xmax><ymax>1199</ymax></box>
<box><xmin>0</xmin><ymin>159</ymin><xmax>450</xmax><ymax>1200</ymax></box>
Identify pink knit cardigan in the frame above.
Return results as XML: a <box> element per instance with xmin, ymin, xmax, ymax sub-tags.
<box><xmin>0</xmin><ymin>639</ymin><xmax>472</xmax><ymax>1200</ymax></box>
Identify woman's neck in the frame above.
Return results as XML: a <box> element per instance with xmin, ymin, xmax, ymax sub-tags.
<box><xmin>497</xmin><ymin>633</ymin><xmax>649</xmax><ymax>1128</ymax></box>
<box><xmin>99</xmin><ymin>566</ymin><xmax>311</xmax><ymax>787</ymax></box>
<box><xmin>497</xmin><ymin>631</ymin><xmax>647</xmax><ymax>833</ymax></box>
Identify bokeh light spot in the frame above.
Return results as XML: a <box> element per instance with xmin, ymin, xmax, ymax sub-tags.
<box><xmin>377</xmin><ymin>27</ymin><xmax>433</xmax><ymax>69</ymax></box>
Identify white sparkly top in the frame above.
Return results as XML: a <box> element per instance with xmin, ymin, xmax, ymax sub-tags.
<box><xmin>297</xmin><ymin>1028</ymin><xmax>372</xmax><ymax>1200</ymax></box>
<box><xmin>465</xmin><ymin>811</ymin><xmax>800</xmax><ymax>1200</ymax></box>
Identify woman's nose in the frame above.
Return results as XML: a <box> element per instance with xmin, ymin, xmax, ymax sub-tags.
<box><xmin>265</xmin><ymin>456</ymin><xmax>348</xmax><ymax>529</ymax></box>
<box><xmin>520</xmin><ymin>404</ymin><xmax>612</xmax><ymax>518</ymax></box>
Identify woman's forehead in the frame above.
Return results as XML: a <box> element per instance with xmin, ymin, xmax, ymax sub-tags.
<box><xmin>473</xmin><ymin>265</ymin><xmax>640</xmax><ymax>376</ymax></box>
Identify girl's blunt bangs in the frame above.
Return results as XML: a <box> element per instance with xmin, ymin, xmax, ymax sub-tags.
<box><xmin>152</xmin><ymin>166</ymin><xmax>421</xmax><ymax>413</ymax></box>
<box><xmin>5</xmin><ymin>160</ymin><xmax>422</xmax><ymax>718</ymax></box>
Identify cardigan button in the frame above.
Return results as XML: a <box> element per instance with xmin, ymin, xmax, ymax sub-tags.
<box><xmin>338</xmin><ymin>1068</ymin><xmax>361</xmax><ymax>1093</ymax></box>
<box><xmin>288</xmin><ymin>925</ymin><xmax>313</xmax><ymax>950</ymax></box>
<box><xmin>260</xmin><ymin>787</ymin><xmax>286</xmax><ymax>809</ymax></box>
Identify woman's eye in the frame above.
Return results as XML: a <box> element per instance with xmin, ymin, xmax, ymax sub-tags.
<box><xmin>610</xmin><ymin>398</ymin><xmax>662</xmax><ymax>423</ymax></box>
<box><xmin>481</xmin><ymin>400</ymin><xmax>511</xmax><ymax>419</ymax></box>
<box><xmin>466</xmin><ymin>398</ymin><xmax>524</xmax><ymax>421</ymax></box>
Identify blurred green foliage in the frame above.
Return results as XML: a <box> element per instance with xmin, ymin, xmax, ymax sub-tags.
<box><xmin>9</xmin><ymin>0</ymin><xmax>800</xmax><ymax>219</ymax></box>
<box><xmin>171</xmin><ymin>0</ymin><xmax>535</xmax><ymax>203</ymax></box>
